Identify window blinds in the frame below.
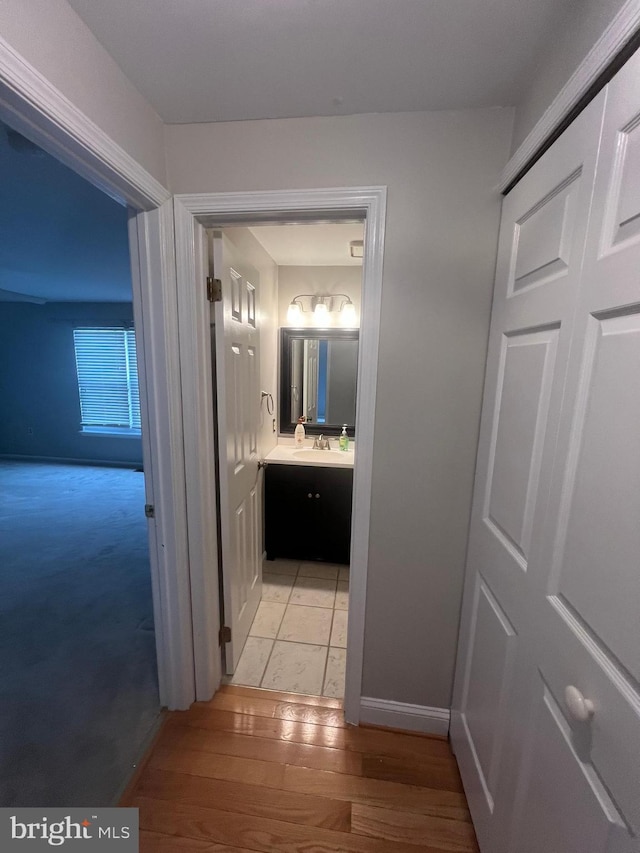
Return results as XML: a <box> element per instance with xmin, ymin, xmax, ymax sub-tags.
<box><xmin>73</xmin><ymin>328</ymin><xmax>141</xmax><ymax>432</ymax></box>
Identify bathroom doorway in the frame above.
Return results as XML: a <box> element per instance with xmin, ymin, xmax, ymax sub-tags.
<box><xmin>221</xmin><ymin>222</ymin><xmax>363</xmax><ymax>700</ymax></box>
<box><xmin>173</xmin><ymin>187</ymin><xmax>386</xmax><ymax>723</ymax></box>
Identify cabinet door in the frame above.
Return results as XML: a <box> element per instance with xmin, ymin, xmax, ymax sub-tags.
<box><xmin>314</xmin><ymin>467</ymin><xmax>353</xmax><ymax>564</ymax></box>
<box><xmin>265</xmin><ymin>465</ymin><xmax>317</xmax><ymax>560</ymax></box>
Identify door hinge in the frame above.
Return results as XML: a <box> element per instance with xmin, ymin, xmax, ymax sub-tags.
<box><xmin>207</xmin><ymin>276</ymin><xmax>222</xmax><ymax>303</ymax></box>
<box><xmin>219</xmin><ymin>625</ymin><xmax>231</xmax><ymax>645</ymax></box>
<box><xmin>144</xmin><ymin>504</ymin><xmax>155</xmax><ymax>519</ymax></box>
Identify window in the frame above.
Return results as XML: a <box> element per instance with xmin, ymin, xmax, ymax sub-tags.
<box><xmin>73</xmin><ymin>328</ymin><xmax>141</xmax><ymax>436</ymax></box>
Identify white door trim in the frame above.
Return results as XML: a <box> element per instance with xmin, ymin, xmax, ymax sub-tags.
<box><xmin>174</xmin><ymin>187</ymin><xmax>386</xmax><ymax>723</ymax></box>
<box><xmin>0</xmin><ymin>39</ymin><xmax>194</xmax><ymax>710</ymax></box>
<box><xmin>499</xmin><ymin>0</ymin><xmax>640</xmax><ymax>192</ymax></box>
<box><xmin>129</xmin><ymin>205</ymin><xmax>196</xmax><ymax>710</ymax></box>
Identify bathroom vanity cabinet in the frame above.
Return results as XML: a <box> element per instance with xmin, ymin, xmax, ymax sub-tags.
<box><xmin>265</xmin><ymin>463</ymin><xmax>353</xmax><ymax>564</ymax></box>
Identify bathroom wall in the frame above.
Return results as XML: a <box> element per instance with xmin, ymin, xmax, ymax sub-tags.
<box><xmin>0</xmin><ymin>302</ymin><xmax>143</xmax><ymax>466</ymax></box>
<box><xmin>278</xmin><ymin>266</ymin><xmax>362</xmax><ymax>328</ymax></box>
<box><xmin>165</xmin><ymin>107</ymin><xmax>514</xmax><ymax>710</ymax></box>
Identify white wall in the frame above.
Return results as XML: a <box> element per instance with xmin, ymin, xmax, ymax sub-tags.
<box><xmin>0</xmin><ymin>0</ymin><xmax>166</xmax><ymax>184</ymax></box>
<box><xmin>223</xmin><ymin>227</ymin><xmax>279</xmax><ymax>461</ymax></box>
<box><xmin>278</xmin><ymin>266</ymin><xmax>362</xmax><ymax>328</ymax></box>
<box><xmin>511</xmin><ymin>0</ymin><xmax>628</xmax><ymax>151</ymax></box>
<box><xmin>166</xmin><ymin>108</ymin><xmax>513</xmax><ymax>709</ymax></box>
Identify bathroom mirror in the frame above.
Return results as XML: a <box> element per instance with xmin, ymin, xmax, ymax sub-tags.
<box><xmin>280</xmin><ymin>328</ymin><xmax>359</xmax><ymax>435</ymax></box>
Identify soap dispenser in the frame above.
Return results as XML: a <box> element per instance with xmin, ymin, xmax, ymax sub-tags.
<box><xmin>294</xmin><ymin>417</ymin><xmax>306</xmax><ymax>447</ymax></box>
<box><xmin>339</xmin><ymin>424</ymin><xmax>349</xmax><ymax>451</ymax></box>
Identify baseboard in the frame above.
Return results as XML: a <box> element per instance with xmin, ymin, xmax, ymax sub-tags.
<box><xmin>0</xmin><ymin>454</ymin><xmax>142</xmax><ymax>469</ymax></box>
<box><xmin>359</xmin><ymin>696</ymin><xmax>450</xmax><ymax>737</ymax></box>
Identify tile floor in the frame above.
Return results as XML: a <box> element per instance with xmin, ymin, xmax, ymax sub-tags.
<box><xmin>228</xmin><ymin>559</ymin><xmax>349</xmax><ymax>699</ymax></box>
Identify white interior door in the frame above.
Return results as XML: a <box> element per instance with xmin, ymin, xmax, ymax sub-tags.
<box><xmin>212</xmin><ymin>231</ymin><xmax>262</xmax><ymax>674</ymax></box>
<box><xmin>453</xmin><ymin>51</ymin><xmax>640</xmax><ymax>853</ymax></box>
<box><xmin>450</xmin><ymin>94</ymin><xmax>607</xmax><ymax>851</ymax></box>
<box><xmin>507</xmin><ymin>51</ymin><xmax>640</xmax><ymax>853</ymax></box>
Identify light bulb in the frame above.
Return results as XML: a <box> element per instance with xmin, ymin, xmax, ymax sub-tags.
<box><xmin>341</xmin><ymin>302</ymin><xmax>356</xmax><ymax>325</ymax></box>
<box><xmin>287</xmin><ymin>302</ymin><xmax>302</xmax><ymax>324</ymax></box>
<box><xmin>314</xmin><ymin>302</ymin><xmax>329</xmax><ymax>320</ymax></box>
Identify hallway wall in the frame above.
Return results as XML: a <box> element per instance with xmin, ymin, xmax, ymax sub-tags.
<box><xmin>165</xmin><ymin>106</ymin><xmax>514</xmax><ymax>710</ymax></box>
<box><xmin>0</xmin><ymin>302</ymin><xmax>143</xmax><ymax>466</ymax></box>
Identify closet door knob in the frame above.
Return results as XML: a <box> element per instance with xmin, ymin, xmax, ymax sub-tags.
<box><xmin>307</xmin><ymin>493</ymin><xmax>313</xmax><ymax>498</ymax></box>
<box><xmin>315</xmin><ymin>493</ymin><xmax>320</xmax><ymax>499</ymax></box>
<box><xmin>565</xmin><ymin>685</ymin><xmax>595</xmax><ymax>722</ymax></box>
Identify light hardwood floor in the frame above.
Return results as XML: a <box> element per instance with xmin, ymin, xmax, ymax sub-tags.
<box><xmin>123</xmin><ymin>685</ymin><xmax>479</xmax><ymax>852</ymax></box>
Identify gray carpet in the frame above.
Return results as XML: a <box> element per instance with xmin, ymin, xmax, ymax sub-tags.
<box><xmin>0</xmin><ymin>461</ymin><xmax>161</xmax><ymax>806</ymax></box>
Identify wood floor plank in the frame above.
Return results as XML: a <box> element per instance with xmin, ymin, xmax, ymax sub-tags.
<box><xmin>141</xmin><ymin>830</ymin><xmax>254</xmax><ymax>852</ymax></box>
<box><xmin>165</xmin><ymin>716</ymin><xmax>459</xmax><ymax>787</ymax></box>
<box><xmin>283</xmin><ymin>764</ymin><xmax>470</xmax><ymax>821</ymax></box>
<box><xmin>177</xmin><ymin>705</ymin><xmax>453</xmax><ymax>761</ymax></box>
<box><xmin>273</xmin><ymin>701</ymin><xmax>347</xmax><ymax>728</ymax></box>
<box><xmin>134</xmin><ymin>796</ymin><xmax>454</xmax><ymax>853</ymax></box>
<box><xmin>219</xmin><ymin>684</ymin><xmax>343</xmax><ymax>709</ymax></box>
<box><xmin>348</xmin><ymin>728</ymin><xmax>452</xmax><ymax>760</ymax></box>
<box><xmin>362</xmin><ymin>753</ymin><xmax>464</xmax><ymax>793</ymax></box>
<box><xmin>174</xmin><ymin>706</ymin><xmax>346</xmax><ymax>748</ymax></box>
<box><xmin>162</xmin><ymin>718</ymin><xmax>363</xmax><ymax>775</ymax></box>
<box><xmin>127</xmin><ymin>685</ymin><xmax>478</xmax><ymax>853</ymax></box>
<box><xmin>148</xmin><ymin>746</ymin><xmax>286</xmax><ymax>789</ymax></box>
<box><xmin>148</xmin><ymin>742</ymin><xmax>469</xmax><ymax>822</ymax></box>
<box><xmin>136</xmin><ymin>768</ymin><xmax>351</xmax><ymax>832</ymax></box>
<box><xmin>352</xmin><ymin>804</ymin><xmax>479</xmax><ymax>852</ymax></box>
<box><xmin>207</xmin><ymin>693</ymin><xmax>347</xmax><ymax>728</ymax></box>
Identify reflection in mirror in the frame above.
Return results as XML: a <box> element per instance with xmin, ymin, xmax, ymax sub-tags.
<box><xmin>280</xmin><ymin>328</ymin><xmax>359</xmax><ymax>435</ymax></box>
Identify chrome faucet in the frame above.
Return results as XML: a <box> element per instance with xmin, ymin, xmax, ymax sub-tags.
<box><xmin>313</xmin><ymin>434</ymin><xmax>330</xmax><ymax>450</ymax></box>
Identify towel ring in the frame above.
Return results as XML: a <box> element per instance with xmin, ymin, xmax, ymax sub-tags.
<box><xmin>261</xmin><ymin>391</ymin><xmax>274</xmax><ymax>415</ymax></box>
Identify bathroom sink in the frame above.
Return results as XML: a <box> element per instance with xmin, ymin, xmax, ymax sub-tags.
<box><xmin>293</xmin><ymin>449</ymin><xmax>344</xmax><ymax>462</ymax></box>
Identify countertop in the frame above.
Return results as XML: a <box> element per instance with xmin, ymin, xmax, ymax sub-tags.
<box><xmin>264</xmin><ymin>444</ymin><xmax>355</xmax><ymax>469</ymax></box>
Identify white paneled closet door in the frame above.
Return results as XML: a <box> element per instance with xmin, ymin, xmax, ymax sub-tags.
<box><xmin>508</xmin><ymin>49</ymin><xmax>640</xmax><ymax>853</ymax></box>
<box><xmin>450</xmin><ymin>92</ymin><xmax>605</xmax><ymax>851</ymax></box>
<box><xmin>452</xmin><ymin>49</ymin><xmax>640</xmax><ymax>853</ymax></box>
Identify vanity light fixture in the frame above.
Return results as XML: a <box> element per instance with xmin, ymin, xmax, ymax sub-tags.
<box><xmin>286</xmin><ymin>293</ymin><xmax>356</xmax><ymax>323</ymax></box>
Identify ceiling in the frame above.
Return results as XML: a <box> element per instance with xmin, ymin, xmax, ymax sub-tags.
<box><xmin>0</xmin><ymin>120</ymin><xmax>132</xmax><ymax>303</ymax></box>
<box><xmin>250</xmin><ymin>223</ymin><xmax>364</xmax><ymax>266</ymax></box>
<box><xmin>66</xmin><ymin>0</ymin><xmax>572</xmax><ymax>124</ymax></box>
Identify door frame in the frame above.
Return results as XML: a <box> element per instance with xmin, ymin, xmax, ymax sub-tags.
<box><xmin>0</xmin><ymin>37</ymin><xmax>196</xmax><ymax>710</ymax></box>
<box><xmin>174</xmin><ymin>188</ymin><xmax>386</xmax><ymax>723</ymax></box>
